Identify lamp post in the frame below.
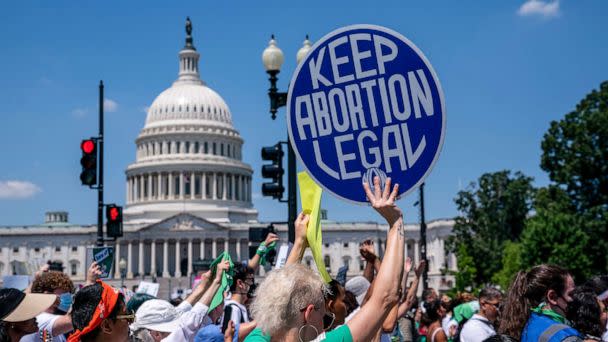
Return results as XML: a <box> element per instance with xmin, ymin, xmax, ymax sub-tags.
<box><xmin>118</xmin><ymin>258</ymin><xmax>127</xmax><ymax>288</ymax></box>
<box><xmin>262</xmin><ymin>35</ymin><xmax>311</xmax><ymax>243</ymax></box>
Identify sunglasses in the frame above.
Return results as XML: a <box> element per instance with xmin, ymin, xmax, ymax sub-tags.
<box><xmin>116</xmin><ymin>310</ymin><xmax>136</xmax><ymax>324</ymax></box>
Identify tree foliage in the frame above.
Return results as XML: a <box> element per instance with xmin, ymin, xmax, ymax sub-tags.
<box><xmin>447</xmin><ymin>171</ymin><xmax>535</xmax><ymax>289</ymax></box>
<box><xmin>519</xmin><ymin>186</ymin><xmax>592</xmax><ymax>281</ymax></box>
<box><xmin>492</xmin><ymin>241</ymin><xmax>522</xmax><ymax>291</ymax></box>
<box><xmin>540</xmin><ymin>81</ymin><xmax>608</xmax><ymax>274</ymax></box>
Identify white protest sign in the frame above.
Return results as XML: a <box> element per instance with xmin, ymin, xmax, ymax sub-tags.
<box><xmin>136</xmin><ymin>281</ymin><xmax>160</xmax><ymax>297</ymax></box>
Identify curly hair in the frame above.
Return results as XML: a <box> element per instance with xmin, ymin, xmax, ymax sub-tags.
<box><xmin>250</xmin><ymin>264</ymin><xmax>326</xmax><ymax>337</ymax></box>
<box><xmin>566</xmin><ymin>286</ymin><xmax>604</xmax><ymax>337</ymax></box>
<box><xmin>31</xmin><ymin>271</ymin><xmax>74</xmax><ymax>294</ymax></box>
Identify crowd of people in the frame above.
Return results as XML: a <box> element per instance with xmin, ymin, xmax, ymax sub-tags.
<box><xmin>1</xmin><ymin>178</ymin><xmax>607</xmax><ymax>342</ymax></box>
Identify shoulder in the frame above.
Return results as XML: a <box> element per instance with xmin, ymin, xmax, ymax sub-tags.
<box><xmin>315</xmin><ymin>325</ymin><xmax>353</xmax><ymax>342</ymax></box>
<box><xmin>243</xmin><ymin>328</ymin><xmax>271</xmax><ymax>342</ymax></box>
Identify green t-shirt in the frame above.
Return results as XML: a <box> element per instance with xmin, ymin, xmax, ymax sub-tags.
<box><xmin>244</xmin><ymin>325</ymin><xmax>352</xmax><ymax>342</ymax></box>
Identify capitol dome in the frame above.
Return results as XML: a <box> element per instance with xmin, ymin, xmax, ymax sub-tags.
<box><xmin>124</xmin><ymin>18</ymin><xmax>257</xmax><ymax>224</ymax></box>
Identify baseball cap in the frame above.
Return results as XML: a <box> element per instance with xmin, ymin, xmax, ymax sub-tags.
<box><xmin>0</xmin><ymin>288</ymin><xmax>56</xmax><ymax>322</ymax></box>
<box><xmin>345</xmin><ymin>276</ymin><xmax>370</xmax><ymax>305</ymax></box>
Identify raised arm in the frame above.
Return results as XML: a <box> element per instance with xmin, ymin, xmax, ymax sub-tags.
<box><xmin>398</xmin><ymin>260</ymin><xmax>426</xmax><ymax>318</ymax></box>
<box><xmin>381</xmin><ymin>257</ymin><xmax>412</xmax><ymax>332</ymax></box>
<box><xmin>183</xmin><ymin>270</ymin><xmax>212</xmax><ymax>306</ymax></box>
<box><xmin>247</xmin><ymin>233</ymin><xmax>279</xmax><ymax>270</ymax></box>
<box><xmin>347</xmin><ymin>177</ymin><xmax>405</xmax><ymax>342</ymax></box>
<box><xmin>360</xmin><ymin>240</ymin><xmax>378</xmax><ymax>283</ymax></box>
<box><xmin>199</xmin><ymin>260</ymin><xmax>230</xmax><ymax>307</ymax></box>
<box><xmin>286</xmin><ymin>212</ymin><xmax>310</xmax><ymax>266</ymax></box>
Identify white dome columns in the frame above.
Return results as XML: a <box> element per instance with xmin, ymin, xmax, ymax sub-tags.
<box><xmin>177</xmin><ymin>48</ymin><xmax>202</xmax><ymax>85</ymax></box>
<box><xmin>126</xmin><ymin>170</ymin><xmax>251</xmax><ymax>204</ymax></box>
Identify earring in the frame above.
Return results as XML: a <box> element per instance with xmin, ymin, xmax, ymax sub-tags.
<box><xmin>298</xmin><ymin>324</ymin><xmax>319</xmax><ymax>342</ymax></box>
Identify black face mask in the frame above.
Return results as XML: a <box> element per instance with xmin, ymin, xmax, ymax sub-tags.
<box><xmin>247</xmin><ymin>283</ymin><xmax>257</xmax><ymax>299</ymax></box>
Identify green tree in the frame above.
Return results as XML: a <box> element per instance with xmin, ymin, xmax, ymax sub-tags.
<box><xmin>492</xmin><ymin>241</ymin><xmax>522</xmax><ymax>290</ymax></box>
<box><xmin>519</xmin><ymin>186</ymin><xmax>592</xmax><ymax>281</ymax></box>
<box><xmin>540</xmin><ymin>81</ymin><xmax>608</xmax><ymax>273</ymax></box>
<box><xmin>447</xmin><ymin>171</ymin><xmax>535</xmax><ymax>289</ymax></box>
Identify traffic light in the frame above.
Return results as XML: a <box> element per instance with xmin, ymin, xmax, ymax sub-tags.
<box><xmin>80</xmin><ymin>139</ymin><xmax>97</xmax><ymax>186</ymax></box>
<box><xmin>106</xmin><ymin>204</ymin><xmax>123</xmax><ymax>238</ymax></box>
<box><xmin>261</xmin><ymin>143</ymin><xmax>284</xmax><ymax>199</ymax></box>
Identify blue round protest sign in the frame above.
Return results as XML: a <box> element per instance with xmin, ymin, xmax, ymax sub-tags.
<box><xmin>287</xmin><ymin>24</ymin><xmax>446</xmax><ymax>204</ymax></box>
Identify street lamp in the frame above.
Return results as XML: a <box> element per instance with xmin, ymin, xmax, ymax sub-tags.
<box><xmin>118</xmin><ymin>257</ymin><xmax>127</xmax><ymax>287</ymax></box>
<box><xmin>262</xmin><ymin>34</ymin><xmax>312</xmax><ymax>243</ymax></box>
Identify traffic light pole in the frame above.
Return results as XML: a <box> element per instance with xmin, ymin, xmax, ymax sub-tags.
<box><xmin>419</xmin><ymin>183</ymin><xmax>428</xmax><ymax>290</ymax></box>
<box><xmin>97</xmin><ymin>81</ymin><xmax>104</xmax><ymax>247</ymax></box>
<box><xmin>287</xmin><ymin>138</ymin><xmax>297</xmax><ymax>243</ymax></box>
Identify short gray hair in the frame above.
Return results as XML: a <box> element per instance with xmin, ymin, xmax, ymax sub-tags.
<box><xmin>250</xmin><ymin>264</ymin><xmax>326</xmax><ymax>336</ymax></box>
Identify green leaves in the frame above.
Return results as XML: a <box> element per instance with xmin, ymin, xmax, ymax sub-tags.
<box><xmin>448</xmin><ymin>170</ymin><xmax>534</xmax><ymax>290</ymax></box>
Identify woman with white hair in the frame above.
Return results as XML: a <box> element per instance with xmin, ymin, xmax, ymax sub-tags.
<box><xmin>246</xmin><ymin>177</ymin><xmax>406</xmax><ymax>342</ymax></box>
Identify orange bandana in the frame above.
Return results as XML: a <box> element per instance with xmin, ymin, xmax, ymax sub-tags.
<box><xmin>67</xmin><ymin>281</ymin><xmax>120</xmax><ymax>342</ymax></box>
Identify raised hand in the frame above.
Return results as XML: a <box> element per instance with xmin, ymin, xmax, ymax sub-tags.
<box><xmin>363</xmin><ymin>176</ymin><xmax>402</xmax><ymax>226</ymax></box>
<box><xmin>264</xmin><ymin>232</ymin><xmax>279</xmax><ymax>246</ymax></box>
<box><xmin>359</xmin><ymin>240</ymin><xmax>376</xmax><ymax>261</ymax></box>
<box><xmin>294</xmin><ymin>211</ymin><xmax>310</xmax><ymax>246</ymax></box>
<box><xmin>415</xmin><ymin>260</ymin><xmax>427</xmax><ymax>278</ymax></box>
<box><xmin>215</xmin><ymin>260</ymin><xmax>230</xmax><ymax>280</ymax></box>
<box><xmin>404</xmin><ymin>257</ymin><xmax>413</xmax><ymax>274</ymax></box>
<box><xmin>85</xmin><ymin>261</ymin><xmax>102</xmax><ymax>286</ymax></box>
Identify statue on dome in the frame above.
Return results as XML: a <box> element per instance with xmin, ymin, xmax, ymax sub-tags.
<box><xmin>186</xmin><ymin>17</ymin><xmax>192</xmax><ymax>36</ymax></box>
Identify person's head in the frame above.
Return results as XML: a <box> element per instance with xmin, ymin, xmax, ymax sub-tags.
<box><xmin>31</xmin><ymin>271</ymin><xmax>75</xmax><ymax>314</ymax></box>
<box><xmin>344</xmin><ymin>276</ymin><xmax>370</xmax><ymax>306</ymax></box>
<box><xmin>250</xmin><ymin>264</ymin><xmax>328</xmax><ymax>340</ymax></box>
<box><xmin>422</xmin><ymin>299</ymin><xmax>446</xmax><ymax>325</ymax></box>
<box><xmin>325</xmin><ymin>280</ymin><xmax>347</xmax><ymax>329</ymax></box>
<box><xmin>126</xmin><ymin>293</ymin><xmax>155</xmax><ymax>314</ymax></box>
<box><xmin>566</xmin><ymin>286</ymin><xmax>606</xmax><ymax>338</ymax></box>
<box><xmin>343</xmin><ymin>290</ymin><xmax>359</xmax><ymax>316</ymax></box>
<box><xmin>0</xmin><ymin>288</ymin><xmax>56</xmax><ymax>341</ymax></box>
<box><xmin>583</xmin><ymin>275</ymin><xmax>608</xmax><ymax>306</ymax></box>
<box><xmin>71</xmin><ymin>282</ymin><xmax>131</xmax><ymax>342</ymax></box>
<box><xmin>478</xmin><ymin>287</ymin><xmax>502</xmax><ymax>323</ymax></box>
<box><xmin>422</xmin><ymin>288</ymin><xmax>438</xmax><ymax>303</ymax></box>
<box><xmin>230</xmin><ymin>263</ymin><xmax>255</xmax><ymax>298</ymax></box>
<box><xmin>498</xmin><ymin>264</ymin><xmax>574</xmax><ymax>340</ymax></box>
<box><xmin>130</xmin><ymin>299</ymin><xmax>182</xmax><ymax>342</ymax></box>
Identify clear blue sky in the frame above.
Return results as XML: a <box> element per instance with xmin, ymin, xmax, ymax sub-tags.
<box><xmin>0</xmin><ymin>1</ymin><xmax>606</xmax><ymax>226</ymax></box>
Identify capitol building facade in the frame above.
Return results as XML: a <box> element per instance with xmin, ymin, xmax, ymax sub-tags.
<box><xmin>0</xmin><ymin>20</ymin><xmax>456</xmax><ymax>296</ymax></box>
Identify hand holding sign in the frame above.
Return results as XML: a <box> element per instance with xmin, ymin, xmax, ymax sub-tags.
<box><xmin>287</xmin><ymin>25</ymin><xmax>445</xmax><ymax>204</ymax></box>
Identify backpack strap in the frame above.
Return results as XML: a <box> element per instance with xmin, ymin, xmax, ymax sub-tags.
<box><xmin>539</xmin><ymin>324</ymin><xmax>574</xmax><ymax>342</ymax></box>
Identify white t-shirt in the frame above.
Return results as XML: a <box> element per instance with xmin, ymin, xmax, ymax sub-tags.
<box><xmin>459</xmin><ymin>314</ymin><xmax>496</xmax><ymax>342</ymax></box>
<box><xmin>222</xmin><ymin>299</ymin><xmax>249</xmax><ymax>324</ymax></box>
<box><xmin>161</xmin><ymin>303</ymin><xmax>209</xmax><ymax>342</ymax></box>
<box><xmin>21</xmin><ymin>312</ymin><xmax>66</xmax><ymax>342</ymax></box>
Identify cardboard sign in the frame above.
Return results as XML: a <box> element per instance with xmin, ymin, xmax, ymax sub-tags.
<box><xmin>287</xmin><ymin>24</ymin><xmax>446</xmax><ymax>203</ymax></box>
<box><xmin>136</xmin><ymin>281</ymin><xmax>160</xmax><ymax>297</ymax></box>
<box><xmin>91</xmin><ymin>246</ymin><xmax>115</xmax><ymax>279</ymax></box>
<box><xmin>274</xmin><ymin>243</ymin><xmax>292</xmax><ymax>270</ymax></box>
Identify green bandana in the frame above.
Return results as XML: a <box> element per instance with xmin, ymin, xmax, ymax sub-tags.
<box><xmin>531</xmin><ymin>302</ymin><xmax>568</xmax><ymax>325</ymax></box>
<box><xmin>256</xmin><ymin>241</ymin><xmax>276</xmax><ymax>266</ymax></box>
<box><xmin>208</xmin><ymin>251</ymin><xmax>234</xmax><ymax>311</ymax></box>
